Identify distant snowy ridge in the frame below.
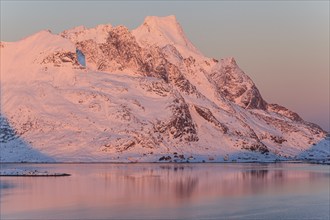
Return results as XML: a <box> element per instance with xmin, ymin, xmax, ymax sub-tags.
<box><xmin>1</xmin><ymin>15</ymin><xmax>328</xmax><ymax>163</ymax></box>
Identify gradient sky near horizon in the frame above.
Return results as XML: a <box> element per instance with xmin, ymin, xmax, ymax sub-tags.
<box><xmin>1</xmin><ymin>1</ymin><xmax>329</xmax><ymax>131</ymax></box>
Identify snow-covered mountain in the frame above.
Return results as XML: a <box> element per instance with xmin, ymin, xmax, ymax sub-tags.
<box><xmin>1</xmin><ymin>16</ymin><xmax>328</xmax><ymax>163</ymax></box>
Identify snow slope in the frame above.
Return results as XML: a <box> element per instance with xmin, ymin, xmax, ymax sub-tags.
<box><xmin>0</xmin><ymin>16</ymin><xmax>328</xmax><ymax>163</ymax></box>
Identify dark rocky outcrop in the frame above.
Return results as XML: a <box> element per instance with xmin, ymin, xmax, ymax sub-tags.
<box><xmin>267</xmin><ymin>103</ymin><xmax>303</xmax><ymax>122</ymax></box>
<box><xmin>208</xmin><ymin>58</ymin><xmax>267</xmax><ymax>110</ymax></box>
<box><xmin>41</xmin><ymin>51</ymin><xmax>79</xmax><ymax>67</ymax></box>
<box><xmin>194</xmin><ymin>105</ymin><xmax>228</xmax><ymax>133</ymax></box>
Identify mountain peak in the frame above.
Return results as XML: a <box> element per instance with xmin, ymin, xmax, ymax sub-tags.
<box><xmin>132</xmin><ymin>15</ymin><xmax>201</xmax><ymax>57</ymax></box>
<box><xmin>222</xmin><ymin>57</ymin><xmax>237</xmax><ymax>66</ymax></box>
<box><xmin>143</xmin><ymin>15</ymin><xmax>178</xmax><ymax>27</ymax></box>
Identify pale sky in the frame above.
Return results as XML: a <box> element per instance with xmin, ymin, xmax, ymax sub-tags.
<box><xmin>1</xmin><ymin>1</ymin><xmax>329</xmax><ymax>131</ymax></box>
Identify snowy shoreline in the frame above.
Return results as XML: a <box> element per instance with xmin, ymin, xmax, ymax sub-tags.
<box><xmin>0</xmin><ymin>160</ymin><xmax>328</xmax><ymax>165</ymax></box>
<box><xmin>1</xmin><ymin>160</ymin><xmax>328</xmax><ymax>177</ymax></box>
<box><xmin>0</xmin><ymin>169</ymin><xmax>71</xmax><ymax>176</ymax></box>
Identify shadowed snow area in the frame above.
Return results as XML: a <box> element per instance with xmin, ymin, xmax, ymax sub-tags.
<box><xmin>0</xmin><ymin>16</ymin><xmax>328</xmax><ymax>163</ymax></box>
<box><xmin>0</xmin><ymin>115</ymin><xmax>54</xmax><ymax>162</ymax></box>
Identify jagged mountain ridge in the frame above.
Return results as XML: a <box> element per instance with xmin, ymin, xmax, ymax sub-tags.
<box><xmin>0</xmin><ymin>15</ymin><xmax>328</xmax><ymax>162</ymax></box>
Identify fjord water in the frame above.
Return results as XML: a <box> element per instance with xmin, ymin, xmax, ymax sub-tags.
<box><xmin>0</xmin><ymin>163</ymin><xmax>329</xmax><ymax>219</ymax></box>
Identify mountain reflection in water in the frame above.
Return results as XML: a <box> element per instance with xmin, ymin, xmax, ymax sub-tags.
<box><xmin>1</xmin><ymin>163</ymin><xmax>329</xmax><ymax>219</ymax></box>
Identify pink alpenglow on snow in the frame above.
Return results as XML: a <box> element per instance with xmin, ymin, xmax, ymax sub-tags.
<box><xmin>0</xmin><ymin>16</ymin><xmax>328</xmax><ymax>163</ymax></box>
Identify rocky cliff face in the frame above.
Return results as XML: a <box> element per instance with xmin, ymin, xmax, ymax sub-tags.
<box><xmin>208</xmin><ymin>57</ymin><xmax>267</xmax><ymax>110</ymax></box>
<box><xmin>0</xmin><ymin>16</ymin><xmax>328</xmax><ymax>163</ymax></box>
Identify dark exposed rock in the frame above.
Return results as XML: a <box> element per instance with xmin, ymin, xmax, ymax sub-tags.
<box><xmin>139</xmin><ymin>79</ymin><xmax>171</xmax><ymax>97</ymax></box>
<box><xmin>41</xmin><ymin>51</ymin><xmax>79</xmax><ymax>67</ymax></box>
<box><xmin>167</xmin><ymin>97</ymin><xmax>198</xmax><ymax>142</ymax></box>
<box><xmin>166</xmin><ymin>63</ymin><xmax>198</xmax><ymax>95</ymax></box>
<box><xmin>208</xmin><ymin>58</ymin><xmax>267</xmax><ymax>110</ymax></box>
<box><xmin>100</xmin><ymin>26</ymin><xmax>144</xmax><ymax>71</ymax></box>
<box><xmin>140</xmin><ymin>46</ymin><xmax>169</xmax><ymax>81</ymax></box>
<box><xmin>270</xmin><ymin>135</ymin><xmax>287</xmax><ymax>144</ymax></box>
<box><xmin>194</xmin><ymin>105</ymin><xmax>228</xmax><ymax>133</ymax></box>
<box><xmin>162</xmin><ymin>44</ymin><xmax>183</xmax><ymax>61</ymax></box>
<box><xmin>114</xmin><ymin>139</ymin><xmax>137</xmax><ymax>153</ymax></box>
<box><xmin>254</xmin><ymin>110</ymin><xmax>326</xmax><ymax>136</ymax></box>
<box><xmin>242</xmin><ymin>142</ymin><xmax>269</xmax><ymax>154</ymax></box>
<box><xmin>267</xmin><ymin>103</ymin><xmax>303</xmax><ymax>122</ymax></box>
<box><xmin>76</xmin><ymin>39</ymin><xmax>101</xmax><ymax>68</ymax></box>
<box><xmin>155</xmin><ymin>95</ymin><xmax>198</xmax><ymax>142</ymax></box>
<box><xmin>241</xmin><ymin>85</ymin><xmax>267</xmax><ymax>110</ymax></box>
<box><xmin>159</xmin><ymin>156</ymin><xmax>172</xmax><ymax>161</ymax></box>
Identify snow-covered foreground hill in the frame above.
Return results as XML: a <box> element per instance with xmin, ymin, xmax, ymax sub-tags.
<box><xmin>1</xmin><ymin>16</ymin><xmax>329</xmax><ymax>163</ymax></box>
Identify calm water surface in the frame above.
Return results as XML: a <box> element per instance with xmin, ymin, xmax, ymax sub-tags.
<box><xmin>0</xmin><ymin>163</ymin><xmax>329</xmax><ymax>219</ymax></box>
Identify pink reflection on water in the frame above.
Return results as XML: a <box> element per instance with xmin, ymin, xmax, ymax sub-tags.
<box><xmin>1</xmin><ymin>163</ymin><xmax>329</xmax><ymax>219</ymax></box>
